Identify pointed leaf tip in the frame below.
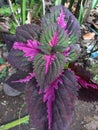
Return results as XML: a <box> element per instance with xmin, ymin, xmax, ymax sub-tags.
<box><xmin>57</xmin><ymin>9</ymin><xmax>67</xmax><ymax>30</ymax></box>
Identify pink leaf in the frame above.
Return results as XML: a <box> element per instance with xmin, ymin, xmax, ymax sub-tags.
<box><xmin>13</xmin><ymin>40</ymin><xmax>41</xmax><ymax>60</ymax></box>
<box><xmin>44</xmin><ymin>54</ymin><xmax>56</xmax><ymax>74</ymax></box>
<box><xmin>49</xmin><ymin>31</ymin><xmax>58</xmax><ymax>47</ymax></box>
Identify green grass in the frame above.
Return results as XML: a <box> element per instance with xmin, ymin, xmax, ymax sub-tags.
<box><xmin>0</xmin><ymin>115</ymin><xmax>30</xmax><ymax>130</ymax></box>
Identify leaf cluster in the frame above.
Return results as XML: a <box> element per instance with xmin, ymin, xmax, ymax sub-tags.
<box><xmin>3</xmin><ymin>5</ymin><xmax>98</xmax><ymax>130</ymax></box>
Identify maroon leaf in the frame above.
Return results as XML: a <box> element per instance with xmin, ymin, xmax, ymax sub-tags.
<box><xmin>8</xmin><ymin>49</ymin><xmax>32</xmax><ymax>72</ymax></box>
<box><xmin>2</xmin><ymin>33</ymin><xmax>17</xmax><ymax>51</ymax></box>
<box><xmin>25</xmin><ymin>80</ymin><xmax>48</xmax><ymax>130</ymax></box>
<box><xmin>69</xmin><ymin>62</ymin><xmax>98</xmax><ymax>89</ymax></box>
<box><xmin>16</xmin><ymin>24</ymin><xmax>41</xmax><ymax>42</ymax></box>
<box><xmin>69</xmin><ymin>62</ymin><xmax>91</xmax><ymax>80</ymax></box>
<box><xmin>3</xmin><ymin>24</ymin><xmax>41</xmax><ymax>51</ymax></box>
<box><xmin>52</xmin><ymin>86</ymin><xmax>75</xmax><ymax>130</ymax></box>
<box><xmin>78</xmin><ymin>88</ymin><xmax>98</xmax><ymax>102</ymax></box>
<box><xmin>5</xmin><ymin>71</ymin><xmax>28</xmax><ymax>92</ymax></box>
<box><xmin>25</xmin><ymin>70</ymin><xmax>78</xmax><ymax>130</ymax></box>
<box><xmin>12</xmin><ymin>72</ymin><xmax>35</xmax><ymax>83</ymax></box>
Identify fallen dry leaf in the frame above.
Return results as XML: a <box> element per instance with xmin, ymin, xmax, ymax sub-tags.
<box><xmin>0</xmin><ymin>63</ymin><xmax>10</xmax><ymax>72</ymax></box>
<box><xmin>0</xmin><ymin>65</ymin><xmax>6</xmax><ymax>72</ymax></box>
<box><xmin>93</xmin><ymin>23</ymin><xmax>98</xmax><ymax>29</ymax></box>
<box><xmin>64</xmin><ymin>2</ymin><xmax>70</xmax><ymax>8</ymax></box>
<box><xmin>83</xmin><ymin>32</ymin><xmax>95</xmax><ymax>40</ymax></box>
<box><xmin>0</xmin><ymin>22</ymin><xmax>9</xmax><ymax>32</ymax></box>
<box><xmin>72</xmin><ymin>7</ymin><xmax>76</xmax><ymax>13</ymax></box>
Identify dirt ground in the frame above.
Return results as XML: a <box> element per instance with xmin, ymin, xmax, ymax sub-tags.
<box><xmin>0</xmin><ymin>90</ymin><xmax>98</xmax><ymax>130</ymax></box>
<box><xmin>69</xmin><ymin>101</ymin><xmax>98</xmax><ymax>130</ymax></box>
<box><xmin>0</xmin><ymin>91</ymin><xmax>30</xmax><ymax>130</ymax></box>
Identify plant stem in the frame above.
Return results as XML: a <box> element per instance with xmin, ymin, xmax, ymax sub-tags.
<box><xmin>21</xmin><ymin>0</ymin><xmax>27</xmax><ymax>25</ymax></box>
<box><xmin>82</xmin><ymin>0</ymin><xmax>93</xmax><ymax>23</ymax></box>
<box><xmin>32</xmin><ymin>1</ymin><xmax>42</xmax><ymax>18</ymax></box>
<box><xmin>0</xmin><ymin>115</ymin><xmax>29</xmax><ymax>130</ymax></box>
<box><xmin>62</xmin><ymin>0</ymin><xmax>67</xmax><ymax>5</ymax></box>
<box><xmin>75</xmin><ymin>0</ymin><xmax>83</xmax><ymax>18</ymax></box>
<box><xmin>42</xmin><ymin>0</ymin><xmax>45</xmax><ymax>15</ymax></box>
<box><xmin>69</xmin><ymin>0</ymin><xmax>75</xmax><ymax>10</ymax></box>
<box><xmin>7</xmin><ymin>0</ymin><xmax>20</xmax><ymax>26</ymax></box>
<box><xmin>30</xmin><ymin>0</ymin><xmax>34</xmax><ymax>8</ymax></box>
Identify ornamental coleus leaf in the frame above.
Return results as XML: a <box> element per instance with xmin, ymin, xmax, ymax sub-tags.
<box><xmin>42</xmin><ymin>5</ymin><xmax>80</xmax><ymax>44</ymax></box>
<box><xmin>3</xmin><ymin>5</ymin><xmax>98</xmax><ymax>130</ymax></box>
<box><xmin>25</xmin><ymin>70</ymin><xmax>78</xmax><ymax>130</ymax></box>
<box><xmin>33</xmin><ymin>53</ymin><xmax>65</xmax><ymax>91</ymax></box>
<box><xmin>69</xmin><ymin>62</ymin><xmax>98</xmax><ymax>102</ymax></box>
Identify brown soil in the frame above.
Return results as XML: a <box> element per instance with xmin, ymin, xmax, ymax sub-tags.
<box><xmin>1</xmin><ymin>90</ymin><xmax>98</xmax><ymax>130</ymax></box>
<box><xmin>0</xmin><ymin>91</ymin><xmax>30</xmax><ymax>130</ymax></box>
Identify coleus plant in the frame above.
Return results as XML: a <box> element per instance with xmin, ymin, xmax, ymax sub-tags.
<box><xmin>3</xmin><ymin>5</ymin><xmax>98</xmax><ymax>130</ymax></box>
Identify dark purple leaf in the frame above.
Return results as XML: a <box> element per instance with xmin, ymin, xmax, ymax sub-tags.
<box><xmin>25</xmin><ymin>80</ymin><xmax>48</xmax><ymax>130</ymax></box>
<box><xmin>16</xmin><ymin>24</ymin><xmax>41</xmax><ymax>42</ymax></box>
<box><xmin>25</xmin><ymin>70</ymin><xmax>78</xmax><ymax>130</ymax></box>
<box><xmin>52</xmin><ymin>86</ymin><xmax>76</xmax><ymax>129</ymax></box>
<box><xmin>2</xmin><ymin>33</ymin><xmax>17</xmax><ymax>51</ymax></box>
<box><xmin>8</xmin><ymin>49</ymin><xmax>32</xmax><ymax>72</ymax></box>
<box><xmin>12</xmin><ymin>72</ymin><xmax>35</xmax><ymax>83</ymax></box>
<box><xmin>69</xmin><ymin>62</ymin><xmax>91</xmax><ymax>80</ymax></box>
<box><xmin>3</xmin><ymin>24</ymin><xmax>41</xmax><ymax>51</ymax></box>
<box><xmin>78</xmin><ymin>88</ymin><xmax>98</xmax><ymax>102</ymax></box>
<box><xmin>43</xmin><ymin>69</ymin><xmax>78</xmax><ymax>130</ymax></box>
<box><xmin>5</xmin><ymin>71</ymin><xmax>27</xmax><ymax>92</ymax></box>
<box><xmin>69</xmin><ymin>62</ymin><xmax>98</xmax><ymax>89</ymax></box>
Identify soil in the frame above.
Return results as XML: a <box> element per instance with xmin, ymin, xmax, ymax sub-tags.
<box><xmin>0</xmin><ymin>91</ymin><xmax>30</xmax><ymax>130</ymax></box>
<box><xmin>68</xmin><ymin>101</ymin><xmax>98</xmax><ymax>130</ymax></box>
<box><xmin>1</xmin><ymin>91</ymin><xmax>98</xmax><ymax>130</ymax></box>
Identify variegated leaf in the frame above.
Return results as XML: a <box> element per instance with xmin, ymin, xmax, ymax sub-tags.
<box><xmin>42</xmin><ymin>5</ymin><xmax>80</xmax><ymax>44</ymax></box>
<box><xmin>25</xmin><ymin>70</ymin><xmax>78</xmax><ymax>130</ymax></box>
<box><xmin>8</xmin><ymin>49</ymin><xmax>32</xmax><ymax>72</ymax></box>
<box><xmin>40</xmin><ymin>24</ymin><xmax>69</xmax><ymax>52</ymax></box>
<box><xmin>3</xmin><ymin>24</ymin><xmax>41</xmax><ymax>51</ymax></box>
<box><xmin>33</xmin><ymin>53</ymin><xmax>65</xmax><ymax>91</ymax></box>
